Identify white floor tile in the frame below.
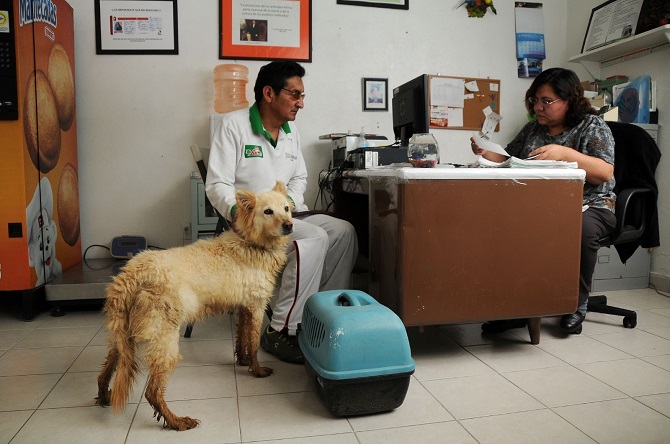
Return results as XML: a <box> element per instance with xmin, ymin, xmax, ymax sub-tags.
<box><xmin>0</xmin><ymin>410</ymin><xmax>32</xmax><ymax>444</ymax></box>
<box><xmin>636</xmin><ymin>392</ymin><xmax>670</xmax><ymax>418</ymax></box>
<box><xmin>127</xmin><ymin>398</ymin><xmax>240</xmax><ymax>443</ymax></box>
<box><xmin>589</xmin><ymin>329</ymin><xmax>670</xmax><ymax>357</ymax></box>
<box><xmin>68</xmin><ymin>345</ymin><xmax>109</xmax><ymax>373</ymax></box>
<box><xmin>0</xmin><ymin>374</ymin><xmax>62</xmax><ymax>411</ymax></box>
<box><xmin>10</xmin><ymin>405</ymin><xmax>137</xmax><ymax>444</ymax></box>
<box><xmin>502</xmin><ymin>365</ymin><xmax>626</xmax><ymax>407</ymax></box>
<box><xmin>41</xmin><ymin>370</ymin><xmax>148</xmax><ymax>408</ymax></box>
<box><xmin>37</xmin><ymin>310</ymin><xmax>105</xmax><ymax>329</ymax></box>
<box><xmin>0</xmin><ymin>347</ymin><xmax>83</xmax><ymax>376</ymax></box>
<box><xmin>357</xmin><ymin>421</ymin><xmax>477</xmax><ymax>444</ymax></box>
<box><xmin>554</xmin><ymin>398</ymin><xmax>670</xmax><ymax>444</ymax></box>
<box><xmin>465</xmin><ymin>342</ymin><xmax>566</xmax><ymax>373</ymax></box>
<box><xmin>238</xmin><ymin>392</ymin><xmax>352</xmax><ymax>442</ymax></box>
<box><xmin>412</xmin><ymin>345</ymin><xmax>495</xmax><ymax>381</ymax></box>
<box><xmin>14</xmin><ymin>327</ymin><xmax>99</xmax><ymax>349</ymax></box>
<box><xmin>0</xmin><ymin>330</ymin><xmax>30</xmax><ymax>351</ymax></box>
<box><xmin>536</xmin><ymin>334</ymin><xmax>632</xmax><ymax>364</ymax></box>
<box><xmin>161</xmin><ymin>364</ymin><xmax>237</xmax><ymax>402</ymax></box>
<box><xmin>422</xmin><ymin>373</ymin><xmax>544</xmax><ymax>420</ymax></box>
<box><xmin>576</xmin><ymin>358</ymin><xmax>670</xmax><ymax>397</ymax></box>
<box><xmin>235</xmin><ymin>360</ymin><xmax>311</xmax><ymax>396</ymax></box>
<box><xmin>253</xmin><ymin>433</ymin><xmax>359</xmax><ymax>444</ymax></box>
<box><xmin>461</xmin><ymin>409</ymin><xmax>596</xmax><ymax>444</ymax></box>
<box><xmin>606</xmin><ymin>290</ymin><xmax>670</xmax><ymax>310</ymax></box>
<box><xmin>641</xmin><ymin>353</ymin><xmax>670</xmax><ymax>371</ymax></box>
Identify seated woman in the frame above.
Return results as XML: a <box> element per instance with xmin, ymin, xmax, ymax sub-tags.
<box><xmin>471</xmin><ymin>67</ymin><xmax>616</xmax><ymax>334</ymax></box>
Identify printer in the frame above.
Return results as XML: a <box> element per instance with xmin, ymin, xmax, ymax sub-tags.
<box><xmin>331</xmin><ymin>135</ymin><xmax>408</xmax><ymax>169</ymax></box>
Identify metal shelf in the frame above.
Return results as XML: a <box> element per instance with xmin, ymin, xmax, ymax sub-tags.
<box><xmin>568</xmin><ymin>25</ymin><xmax>670</xmax><ymax>78</ymax></box>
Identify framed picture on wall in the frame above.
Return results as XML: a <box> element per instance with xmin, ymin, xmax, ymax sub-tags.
<box><xmin>581</xmin><ymin>0</ymin><xmax>644</xmax><ymax>53</ymax></box>
<box><xmin>337</xmin><ymin>0</ymin><xmax>409</xmax><ymax>10</ymax></box>
<box><xmin>362</xmin><ymin>78</ymin><xmax>388</xmax><ymax>111</ymax></box>
<box><xmin>219</xmin><ymin>0</ymin><xmax>312</xmax><ymax>61</ymax></box>
<box><xmin>95</xmin><ymin>0</ymin><xmax>179</xmax><ymax>54</ymax></box>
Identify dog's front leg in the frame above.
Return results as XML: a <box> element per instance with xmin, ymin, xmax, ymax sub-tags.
<box><xmin>236</xmin><ymin>306</ymin><xmax>273</xmax><ymax>377</ymax></box>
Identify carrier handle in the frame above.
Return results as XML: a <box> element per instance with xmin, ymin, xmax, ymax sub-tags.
<box><xmin>336</xmin><ymin>291</ymin><xmax>362</xmax><ymax>307</ymax></box>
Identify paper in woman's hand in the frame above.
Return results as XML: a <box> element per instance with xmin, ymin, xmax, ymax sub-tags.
<box><xmin>472</xmin><ymin>133</ymin><xmax>510</xmax><ymax>157</ymax></box>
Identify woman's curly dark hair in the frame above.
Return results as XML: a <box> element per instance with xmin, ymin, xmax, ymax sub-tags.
<box><xmin>525</xmin><ymin>68</ymin><xmax>596</xmax><ymax>128</ymax></box>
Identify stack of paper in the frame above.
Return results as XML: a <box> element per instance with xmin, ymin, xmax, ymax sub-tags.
<box><xmin>476</xmin><ymin>156</ymin><xmax>577</xmax><ymax>169</ymax></box>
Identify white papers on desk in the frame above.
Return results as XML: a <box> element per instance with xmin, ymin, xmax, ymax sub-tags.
<box><xmin>476</xmin><ymin>156</ymin><xmax>578</xmax><ymax>169</ymax></box>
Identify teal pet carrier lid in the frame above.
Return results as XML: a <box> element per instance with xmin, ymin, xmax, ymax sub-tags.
<box><xmin>298</xmin><ymin>290</ymin><xmax>415</xmax><ymax>380</ymax></box>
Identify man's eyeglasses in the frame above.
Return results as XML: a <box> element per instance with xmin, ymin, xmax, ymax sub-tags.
<box><xmin>526</xmin><ymin>97</ymin><xmax>562</xmax><ymax>107</ymax></box>
<box><xmin>282</xmin><ymin>88</ymin><xmax>306</xmax><ymax>100</ymax></box>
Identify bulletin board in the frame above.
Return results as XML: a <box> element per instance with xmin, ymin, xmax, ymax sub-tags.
<box><xmin>428</xmin><ymin>75</ymin><xmax>501</xmax><ymax>131</ymax></box>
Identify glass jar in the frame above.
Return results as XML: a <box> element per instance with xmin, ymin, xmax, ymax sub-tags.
<box><xmin>408</xmin><ymin>133</ymin><xmax>439</xmax><ymax>168</ymax></box>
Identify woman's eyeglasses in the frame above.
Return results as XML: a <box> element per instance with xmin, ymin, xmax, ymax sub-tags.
<box><xmin>282</xmin><ymin>88</ymin><xmax>306</xmax><ymax>100</ymax></box>
<box><xmin>526</xmin><ymin>97</ymin><xmax>562</xmax><ymax>107</ymax></box>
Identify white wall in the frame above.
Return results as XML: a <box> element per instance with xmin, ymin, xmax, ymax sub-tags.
<box><xmin>566</xmin><ymin>0</ymin><xmax>670</xmax><ymax>281</ymax></box>
<box><xmin>71</xmin><ymin>0</ymin><xmax>568</xmax><ymax>254</ymax></box>
<box><xmin>69</xmin><ymin>0</ymin><xmax>668</xmax><ymax>282</ymax></box>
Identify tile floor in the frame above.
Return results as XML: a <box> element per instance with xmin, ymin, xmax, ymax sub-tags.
<box><xmin>1</xmin><ymin>287</ymin><xmax>670</xmax><ymax>443</ymax></box>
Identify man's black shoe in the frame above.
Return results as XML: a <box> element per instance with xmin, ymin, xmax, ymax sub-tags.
<box><xmin>560</xmin><ymin>312</ymin><xmax>585</xmax><ymax>333</ymax></box>
<box><xmin>481</xmin><ymin>319</ymin><xmax>527</xmax><ymax>333</ymax></box>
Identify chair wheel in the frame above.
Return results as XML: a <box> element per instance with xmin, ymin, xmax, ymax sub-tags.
<box><xmin>623</xmin><ymin>316</ymin><xmax>637</xmax><ymax>329</ymax></box>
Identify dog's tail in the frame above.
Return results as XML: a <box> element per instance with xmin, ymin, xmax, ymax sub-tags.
<box><xmin>104</xmin><ymin>272</ymin><xmax>140</xmax><ymax>413</ymax></box>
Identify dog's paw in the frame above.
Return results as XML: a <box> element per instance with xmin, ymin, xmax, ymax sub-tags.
<box><xmin>168</xmin><ymin>416</ymin><xmax>200</xmax><ymax>431</ymax></box>
<box><xmin>249</xmin><ymin>366</ymin><xmax>273</xmax><ymax>378</ymax></box>
<box><xmin>95</xmin><ymin>390</ymin><xmax>112</xmax><ymax>406</ymax></box>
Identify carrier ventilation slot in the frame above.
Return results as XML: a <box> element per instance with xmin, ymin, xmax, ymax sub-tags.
<box><xmin>302</xmin><ymin>305</ymin><xmax>326</xmax><ymax>348</ymax></box>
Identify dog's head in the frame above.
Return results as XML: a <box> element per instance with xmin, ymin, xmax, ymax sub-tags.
<box><xmin>234</xmin><ymin>181</ymin><xmax>294</xmax><ymax>249</ymax></box>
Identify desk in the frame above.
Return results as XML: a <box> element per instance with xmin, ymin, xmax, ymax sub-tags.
<box><xmin>333</xmin><ymin>167</ymin><xmax>586</xmax><ymax>344</ymax></box>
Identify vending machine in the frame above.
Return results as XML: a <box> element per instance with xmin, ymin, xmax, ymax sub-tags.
<box><xmin>0</xmin><ymin>0</ymin><xmax>81</xmax><ymax>318</ymax></box>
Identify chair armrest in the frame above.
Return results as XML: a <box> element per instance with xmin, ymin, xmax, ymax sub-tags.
<box><xmin>605</xmin><ymin>187</ymin><xmax>652</xmax><ymax>245</ymax></box>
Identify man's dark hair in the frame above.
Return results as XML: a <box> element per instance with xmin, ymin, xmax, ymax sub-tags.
<box><xmin>525</xmin><ymin>67</ymin><xmax>596</xmax><ymax>128</ymax></box>
<box><xmin>254</xmin><ymin>61</ymin><xmax>305</xmax><ymax>103</ymax></box>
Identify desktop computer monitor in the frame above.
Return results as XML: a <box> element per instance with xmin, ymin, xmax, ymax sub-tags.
<box><xmin>392</xmin><ymin>74</ymin><xmax>430</xmax><ymax>146</ymax></box>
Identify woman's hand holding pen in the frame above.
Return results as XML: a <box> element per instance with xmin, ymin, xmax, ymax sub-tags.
<box><xmin>528</xmin><ymin>144</ymin><xmax>567</xmax><ymax>161</ymax></box>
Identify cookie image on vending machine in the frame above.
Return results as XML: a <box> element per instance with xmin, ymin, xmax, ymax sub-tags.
<box><xmin>26</xmin><ymin>177</ymin><xmax>63</xmax><ymax>286</ymax></box>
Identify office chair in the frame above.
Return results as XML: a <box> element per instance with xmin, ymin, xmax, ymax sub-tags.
<box><xmin>582</xmin><ymin>121</ymin><xmax>661</xmax><ymax>332</ymax></box>
<box><xmin>184</xmin><ymin>144</ymin><xmax>231</xmax><ymax>338</ymax></box>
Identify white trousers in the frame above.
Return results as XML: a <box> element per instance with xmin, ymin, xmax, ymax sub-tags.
<box><xmin>270</xmin><ymin>214</ymin><xmax>358</xmax><ymax>335</ymax></box>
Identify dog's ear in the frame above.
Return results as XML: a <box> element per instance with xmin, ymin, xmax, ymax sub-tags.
<box><xmin>272</xmin><ymin>181</ymin><xmax>287</xmax><ymax>195</ymax></box>
<box><xmin>235</xmin><ymin>190</ymin><xmax>257</xmax><ymax>214</ymax></box>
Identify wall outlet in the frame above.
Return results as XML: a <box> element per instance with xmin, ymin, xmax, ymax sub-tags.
<box><xmin>183</xmin><ymin>224</ymin><xmax>192</xmax><ymax>240</ymax></box>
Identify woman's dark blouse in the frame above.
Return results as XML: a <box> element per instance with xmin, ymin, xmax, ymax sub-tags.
<box><xmin>505</xmin><ymin>114</ymin><xmax>616</xmax><ymax>211</ymax></box>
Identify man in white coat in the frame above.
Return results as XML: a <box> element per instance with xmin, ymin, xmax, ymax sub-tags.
<box><xmin>207</xmin><ymin>61</ymin><xmax>358</xmax><ymax>364</ymax></box>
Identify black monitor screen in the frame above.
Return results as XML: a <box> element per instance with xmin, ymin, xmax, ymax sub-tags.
<box><xmin>392</xmin><ymin>75</ymin><xmax>430</xmax><ymax>146</ymax></box>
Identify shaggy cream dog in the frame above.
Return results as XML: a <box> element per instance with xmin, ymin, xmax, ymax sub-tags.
<box><xmin>96</xmin><ymin>182</ymin><xmax>293</xmax><ymax>430</ymax></box>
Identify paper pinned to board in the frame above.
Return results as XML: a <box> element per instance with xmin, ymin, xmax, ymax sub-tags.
<box><xmin>480</xmin><ymin>109</ymin><xmax>502</xmax><ymax>137</ymax></box>
<box><xmin>465</xmin><ymin>80</ymin><xmax>479</xmax><ymax>92</ymax></box>
<box><xmin>472</xmin><ymin>132</ymin><xmax>509</xmax><ymax>157</ymax></box>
